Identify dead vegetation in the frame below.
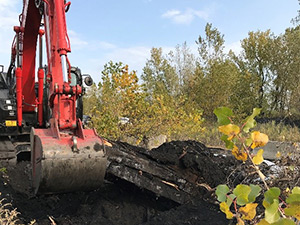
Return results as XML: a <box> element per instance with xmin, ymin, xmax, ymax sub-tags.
<box><xmin>0</xmin><ymin>198</ymin><xmax>20</xmax><ymax>225</ymax></box>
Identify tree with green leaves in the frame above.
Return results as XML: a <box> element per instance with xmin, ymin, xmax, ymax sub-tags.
<box><xmin>269</xmin><ymin>26</ymin><xmax>300</xmax><ymax>117</ymax></box>
<box><xmin>233</xmin><ymin>30</ymin><xmax>273</xmax><ymax>110</ymax></box>
<box><xmin>168</xmin><ymin>42</ymin><xmax>196</xmax><ymax>93</ymax></box>
<box><xmin>190</xmin><ymin>23</ymin><xmax>240</xmax><ymax>119</ymax></box>
<box><xmin>142</xmin><ymin>47</ymin><xmax>179</xmax><ymax>97</ymax></box>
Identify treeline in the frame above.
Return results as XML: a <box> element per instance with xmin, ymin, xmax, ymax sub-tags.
<box><xmin>84</xmin><ymin>23</ymin><xmax>300</xmax><ymax>143</ymax></box>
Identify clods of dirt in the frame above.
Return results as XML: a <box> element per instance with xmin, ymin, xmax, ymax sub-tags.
<box><xmin>148</xmin><ymin>140</ymin><xmax>237</xmax><ymax>187</ymax></box>
<box><xmin>0</xmin><ymin>140</ymin><xmax>241</xmax><ymax>225</ymax></box>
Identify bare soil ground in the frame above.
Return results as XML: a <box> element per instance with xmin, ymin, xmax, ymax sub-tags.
<box><xmin>0</xmin><ymin>140</ymin><xmax>298</xmax><ymax>225</ymax></box>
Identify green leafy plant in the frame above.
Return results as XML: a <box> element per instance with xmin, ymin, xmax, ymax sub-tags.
<box><xmin>214</xmin><ymin>107</ymin><xmax>300</xmax><ymax>225</ymax></box>
<box><xmin>0</xmin><ymin>167</ymin><xmax>7</xmax><ymax>173</ymax></box>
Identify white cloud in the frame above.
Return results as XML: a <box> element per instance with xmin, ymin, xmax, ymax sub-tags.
<box><xmin>68</xmin><ymin>30</ymin><xmax>118</xmax><ymax>52</ymax></box>
<box><xmin>163</xmin><ymin>10</ymin><xmax>181</xmax><ymax>18</ymax></box>
<box><xmin>94</xmin><ymin>46</ymin><xmax>152</xmax><ymax>75</ymax></box>
<box><xmin>67</xmin><ymin>45</ymin><xmax>150</xmax><ymax>84</ymax></box>
<box><xmin>68</xmin><ymin>30</ymin><xmax>117</xmax><ymax>51</ymax></box>
<box><xmin>97</xmin><ymin>41</ymin><xmax>117</xmax><ymax>50</ymax></box>
<box><xmin>70</xmin><ymin>45</ymin><xmax>180</xmax><ymax>84</ymax></box>
<box><xmin>0</xmin><ymin>0</ymin><xmax>19</xmax><ymax>29</ymax></box>
<box><xmin>162</xmin><ymin>8</ymin><xmax>209</xmax><ymax>25</ymax></box>
<box><xmin>0</xmin><ymin>0</ymin><xmax>20</xmax><ymax>67</ymax></box>
<box><xmin>100</xmin><ymin>46</ymin><xmax>181</xmax><ymax>75</ymax></box>
<box><xmin>68</xmin><ymin>30</ymin><xmax>88</xmax><ymax>50</ymax></box>
<box><xmin>225</xmin><ymin>41</ymin><xmax>242</xmax><ymax>55</ymax></box>
<box><xmin>0</xmin><ymin>0</ymin><xmax>18</xmax><ymax>8</ymax></box>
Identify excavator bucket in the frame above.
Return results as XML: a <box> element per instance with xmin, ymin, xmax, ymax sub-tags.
<box><xmin>31</xmin><ymin>120</ymin><xmax>109</xmax><ymax>195</ymax></box>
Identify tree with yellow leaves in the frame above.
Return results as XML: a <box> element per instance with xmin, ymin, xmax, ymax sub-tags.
<box><xmin>85</xmin><ymin>61</ymin><xmax>204</xmax><ymax>144</ymax></box>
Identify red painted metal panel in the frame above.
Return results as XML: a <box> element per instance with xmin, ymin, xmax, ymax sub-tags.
<box><xmin>21</xmin><ymin>0</ymin><xmax>41</xmax><ymax>112</ymax></box>
<box><xmin>38</xmin><ymin>68</ymin><xmax>44</xmax><ymax>126</ymax></box>
<box><xmin>16</xmin><ymin>67</ymin><xmax>23</xmax><ymax>126</ymax></box>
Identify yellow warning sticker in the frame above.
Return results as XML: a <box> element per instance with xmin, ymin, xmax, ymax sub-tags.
<box><xmin>5</xmin><ymin>120</ymin><xmax>17</xmax><ymax>127</ymax></box>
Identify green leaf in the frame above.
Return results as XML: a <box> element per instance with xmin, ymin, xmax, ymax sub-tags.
<box><xmin>271</xmin><ymin>218</ymin><xmax>296</xmax><ymax>225</ymax></box>
<box><xmin>243</xmin><ymin>108</ymin><xmax>261</xmax><ymax>133</ymax></box>
<box><xmin>245</xmin><ymin>138</ymin><xmax>252</xmax><ymax>147</ymax></box>
<box><xmin>216</xmin><ymin>184</ymin><xmax>230</xmax><ymax>202</ymax></box>
<box><xmin>226</xmin><ymin>194</ymin><xmax>236</xmax><ymax>207</ymax></box>
<box><xmin>286</xmin><ymin>194</ymin><xmax>300</xmax><ymax>204</ymax></box>
<box><xmin>221</xmin><ymin>135</ymin><xmax>234</xmax><ymax>149</ymax></box>
<box><xmin>257</xmin><ymin>219</ymin><xmax>270</xmax><ymax>225</ymax></box>
<box><xmin>291</xmin><ymin>186</ymin><xmax>300</xmax><ymax>194</ymax></box>
<box><xmin>263</xmin><ymin>187</ymin><xmax>281</xmax><ymax>208</ymax></box>
<box><xmin>233</xmin><ymin>184</ymin><xmax>251</xmax><ymax>206</ymax></box>
<box><xmin>214</xmin><ymin>107</ymin><xmax>233</xmax><ymax>125</ymax></box>
<box><xmin>0</xmin><ymin>167</ymin><xmax>7</xmax><ymax>173</ymax></box>
<box><xmin>284</xmin><ymin>202</ymin><xmax>300</xmax><ymax>220</ymax></box>
<box><xmin>265</xmin><ymin>199</ymin><xmax>280</xmax><ymax>224</ymax></box>
<box><xmin>248</xmin><ymin>184</ymin><xmax>261</xmax><ymax>203</ymax></box>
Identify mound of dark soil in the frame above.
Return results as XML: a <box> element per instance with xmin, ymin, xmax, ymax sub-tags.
<box><xmin>0</xmin><ymin>140</ymin><xmax>240</xmax><ymax>225</ymax></box>
<box><xmin>149</xmin><ymin>140</ymin><xmax>236</xmax><ymax>187</ymax></box>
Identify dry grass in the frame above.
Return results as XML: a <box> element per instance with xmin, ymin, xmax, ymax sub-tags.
<box><xmin>0</xmin><ymin>197</ymin><xmax>38</xmax><ymax>225</ymax></box>
<box><xmin>0</xmin><ymin>198</ymin><xmax>20</xmax><ymax>225</ymax></box>
<box><xmin>197</xmin><ymin>122</ymin><xmax>224</xmax><ymax>147</ymax></box>
<box><xmin>197</xmin><ymin>121</ymin><xmax>300</xmax><ymax>147</ymax></box>
<box><xmin>256</xmin><ymin>121</ymin><xmax>300</xmax><ymax>142</ymax></box>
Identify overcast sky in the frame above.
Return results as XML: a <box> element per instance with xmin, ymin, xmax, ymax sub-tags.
<box><xmin>0</xmin><ymin>0</ymin><xmax>298</xmax><ymax>83</ymax></box>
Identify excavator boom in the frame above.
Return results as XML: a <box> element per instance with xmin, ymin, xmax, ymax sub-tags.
<box><xmin>4</xmin><ymin>0</ymin><xmax>109</xmax><ymax>194</ymax></box>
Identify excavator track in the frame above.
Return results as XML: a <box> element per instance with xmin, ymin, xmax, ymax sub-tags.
<box><xmin>12</xmin><ymin>135</ymin><xmax>31</xmax><ymax>161</ymax></box>
<box><xmin>0</xmin><ymin>135</ymin><xmax>32</xmax><ymax>166</ymax></box>
<box><xmin>0</xmin><ymin>137</ymin><xmax>17</xmax><ymax>165</ymax></box>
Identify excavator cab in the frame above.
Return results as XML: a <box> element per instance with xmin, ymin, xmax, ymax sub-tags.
<box><xmin>0</xmin><ymin>65</ymin><xmax>18</xmax><ymax>136</ymax></box>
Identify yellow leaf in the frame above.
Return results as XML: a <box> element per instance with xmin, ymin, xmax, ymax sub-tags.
<box><xmin>276</xmin><ymin>151</ymin><xmax>281</xmax><ymax>158</ymax></box>
<box><xmin>220</xmin><ymin>202</ymin><xmax>234</xmax><ymax>219</ymax></box>
<box><xmin>103</xmin><ymin>140</ymin><xmax>113</xmax><ymax>147</ymax></box>
<box><xmin>239</xmin><ymin>203</ymin><xmax>258</xmax><ymax>220</ymax></box>
<box><xmin>237</xmin><ymin>217</ymin><xmax>245</xmax><ymax>225</ymax></box>
<box><xmin>219</xmin><ymin>124</ymin><xmax>240</xmax><ymax>140</ymax></box>
<box><xmin>253</xmin><ymin>149</ymin><xmax>264</xmax><ymax>165</ymax></box>
<box><xmin>257</xmin><ymin>219</ymin><xmax>270</xmax><ymax>225</ymax></box>
<box><xmin>251</xmin><ymin>131</ymin><xmax>269</xmax><ymax>149</ymax></box>
<box><xmin>232</xmin><ymin>146</ymin><xmax>248</xmax><ymax>162</ymax></box>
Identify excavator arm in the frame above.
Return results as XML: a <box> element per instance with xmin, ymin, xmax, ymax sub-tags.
<box><xmin>14</xmin><ymin>0</ymin><xmax>74</xmax><ymax>128</ymax></box>
<box><xmin>10</xmin><ymin>0</ymin><xmax>109</xmax><ymax>194</ymax></box>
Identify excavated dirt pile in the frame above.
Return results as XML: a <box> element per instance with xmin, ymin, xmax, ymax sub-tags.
<box><xmin>0</xmin><ymin>140</ymin><xmax>241</xmax><ymax>225</ymax></box>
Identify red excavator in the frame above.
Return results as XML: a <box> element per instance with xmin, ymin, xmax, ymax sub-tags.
<box><xmin>0</xmin><ymin>0</ymin><xmax>109</xmax><ymax>194</ymax></box>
